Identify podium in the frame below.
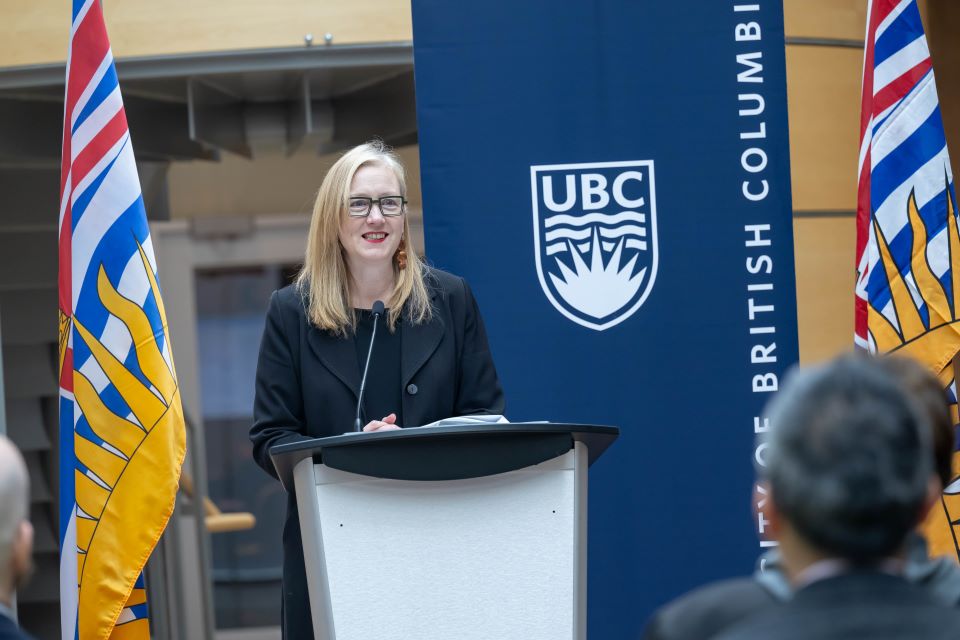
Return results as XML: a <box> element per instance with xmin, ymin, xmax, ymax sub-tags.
<box><xmin>270</xmin><ymin>422</ymin><xmax>619</xmax><ymax>640</ymax></box>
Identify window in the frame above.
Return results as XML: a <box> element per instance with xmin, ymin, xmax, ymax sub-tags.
<box><xmin>195</xmin><ymin>265</ymin><xmax>297</xmax><ymax>629</ymax></box>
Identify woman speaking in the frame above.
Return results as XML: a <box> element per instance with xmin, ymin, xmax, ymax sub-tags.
<box><xmin>249</xmin><ymin>141</ymin><xmax>504</xmax><ymax>637</ymax></box>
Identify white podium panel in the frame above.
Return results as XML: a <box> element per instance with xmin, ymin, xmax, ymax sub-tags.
<box><xmin>294</xmin><ymin>445</ymin><xmax>587</xmax><ymax>640</ymax></box>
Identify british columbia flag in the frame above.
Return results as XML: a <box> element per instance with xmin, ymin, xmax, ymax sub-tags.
<box><xmin>58</xmin><ymin>0</ymin><xmax>186</xmax><ymax>637</ymax></box>
<box><xmin>854</xmin><ymin>0</ymin><xmax>960</xmax><ymax>559</ymax></box>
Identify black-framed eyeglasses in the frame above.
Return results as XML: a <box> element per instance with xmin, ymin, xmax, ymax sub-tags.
<box><xmin>348</xmin><ymin>196</ymin><xmax>407</xmax><ymax>217</ymax></box>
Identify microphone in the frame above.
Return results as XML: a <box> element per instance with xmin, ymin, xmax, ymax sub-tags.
<box><xmin>354</xmin><ymin>300</ymin><xmax>385</xmax><ymax>431</ymax></box>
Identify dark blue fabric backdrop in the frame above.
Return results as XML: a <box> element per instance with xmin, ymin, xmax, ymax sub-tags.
<box><xmin>411</xmin><ymin>1</ymin><xmax>800</xmax><ymax>636</ymax></box>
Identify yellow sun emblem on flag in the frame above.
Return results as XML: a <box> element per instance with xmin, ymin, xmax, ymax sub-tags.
<box><xmin>868</xmin><ymin>178</ymin><xmax>960</xmax><ymax>562</ymax></box>
<box><xmin>67</xmin><ymin>242</ymin><xmax>186</xmax><ymax>639</ymax></box>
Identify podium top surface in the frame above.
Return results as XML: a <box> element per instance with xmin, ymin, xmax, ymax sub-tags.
<box><xmin>269</xmin><ymin>422</ymin><xmax>619</xmax><ymax>492</ymax></box>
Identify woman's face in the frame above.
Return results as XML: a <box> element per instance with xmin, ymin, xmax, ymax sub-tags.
<box><xmin>338</xmin><ymin>163</ymin><xmax>405</xmax><ymax>272</ymax></box>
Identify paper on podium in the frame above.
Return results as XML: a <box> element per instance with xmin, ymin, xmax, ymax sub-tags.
<box><xmin>341</xmin><ymin>414</ymin><xmax>510</xmax><ymax>436</ymax></box>
<box><xmin>417</xmin><ymin>414</ymin><xmax>510</xmax><ymax>428</ymax></box>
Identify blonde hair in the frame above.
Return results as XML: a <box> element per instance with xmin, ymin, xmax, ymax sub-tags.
<box><xmin>295</xmin><ymin>141</ymin><xmax>432</xmax><ymax>335</ymax></box>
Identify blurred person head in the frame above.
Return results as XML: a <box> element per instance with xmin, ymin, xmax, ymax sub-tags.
<box><xmin>295</xmin><ymin>140</ymin><xmax>431</xmax><ymax>336</ymax></box>
<box><xmin>0</xmin><ymin>436</ymin><xmax>33</xmax><ymax>606</ymax></box>
<box><xmin>876</xmin><ymin>355</ymin><xmax>954</xmax><ymax>491</ymax></box>
<box><xmin>759</xmin><ymin>354</ymin><xmax>933</xmax><ymax>577</ymax></box>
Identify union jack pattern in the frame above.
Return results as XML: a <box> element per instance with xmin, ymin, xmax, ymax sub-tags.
<box><xmin>58</xmin><ymin>1</ymin><xmax>187</xmax><ymax>637</ymax></box>
<box><xmin>854</xmin><ymin>0</ymin><xmax>960</xmax><ymax>560</ymax></box>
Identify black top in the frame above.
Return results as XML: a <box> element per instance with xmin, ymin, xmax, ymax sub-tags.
<box><xmin>352</xmin><ymin>308</ymin><xmax>403</xmax><ymax>426</ymax></box>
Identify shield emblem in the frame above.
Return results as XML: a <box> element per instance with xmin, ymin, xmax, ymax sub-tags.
<box><xmin>530</xmin><ymin>160</ymin><xmax>658</xmax><ymax>330</ymax></box>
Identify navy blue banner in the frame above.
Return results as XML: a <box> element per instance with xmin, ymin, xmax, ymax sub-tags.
<box><xmin>412</xmin><ymin>1</ymin><xmax>799</xmax><ymax>636</ymax></box>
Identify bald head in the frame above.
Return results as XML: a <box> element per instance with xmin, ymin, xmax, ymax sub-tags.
<box><xmin>0</xmin><ymin>436</ymin><xmax>31</xmax><ymax>597</ymax></box>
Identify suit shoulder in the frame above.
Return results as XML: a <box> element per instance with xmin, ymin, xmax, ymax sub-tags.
<box><xmin>647</xmin><ymin>577</ymin><xmax>775</xmax><ymax>640</ymax></box>
<box><xmin>423</xmin><ymin>267</ymin><xmax>467</xmax><ymax>298</ymax></box>
<box><xmin>274</xmin><ymin>283</ymin><xmax>303</xmax><ymax>304</ymax></box>
<box><xmin>271</xmin><ymin>284</ymin><xmax>308</xmax><ymax>315</ymax></box>
<box><xmin>715</xmin><ymin>581</ymin><xmax>960</xmax><ymax>640</ymax></box>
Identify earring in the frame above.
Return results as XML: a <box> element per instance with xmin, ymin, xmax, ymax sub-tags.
<box><xmin>395</xmin><ymin>240</ymin><xmax>407</xmax><ymax>270</ymax></box>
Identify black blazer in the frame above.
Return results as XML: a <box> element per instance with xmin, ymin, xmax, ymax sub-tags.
<box><xmin>250</xmin><ymin>268</ymin><xmax>504</xmax><ymax>639</ymax></box>
<box><xmin>715</xmin><ymin>571</ymin><xmax>960</xmax><ymax>640</ymax></box>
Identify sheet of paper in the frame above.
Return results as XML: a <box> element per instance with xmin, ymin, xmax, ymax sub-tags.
<box><xmin>417</xmin><ymin>414</ymin><xmax>510</xmax><ymax>429</ymax></box>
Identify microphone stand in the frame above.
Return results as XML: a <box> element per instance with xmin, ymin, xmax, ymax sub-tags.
<box><xmin>354</xmin><ymin>300</ymin><xmax>385</xmax><ymax>431</ymax></box>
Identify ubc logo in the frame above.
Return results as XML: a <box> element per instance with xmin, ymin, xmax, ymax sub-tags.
<box><xmin>530</xmin><ymin>161</ymin><xmax>658</xmax><ymax>331</ymax></box>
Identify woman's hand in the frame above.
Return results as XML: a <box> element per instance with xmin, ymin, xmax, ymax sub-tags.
<box><xmin>362</xmin><ymin>413</ymin><xmax>401</xmax><ymax>432</ymax></box>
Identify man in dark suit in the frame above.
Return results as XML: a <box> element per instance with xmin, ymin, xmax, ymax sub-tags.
<box><xmin>643</xmin><ymin>356</ymin><xmax>960</xmax><ymax>640</ymax></box>
<box><xmin>0</xmin><ymin>436</ymin><xmax>35</xmax><ymax>640</ymax></box>
<box><xmin>713</xmin><ymin>356</ymin><xmax>960</xmax><ymax>640</ymax></box>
